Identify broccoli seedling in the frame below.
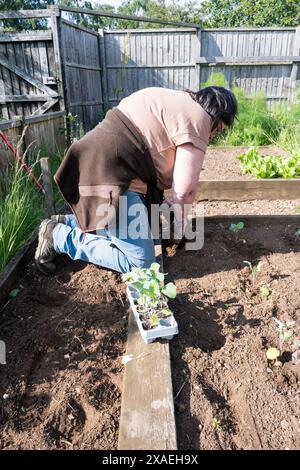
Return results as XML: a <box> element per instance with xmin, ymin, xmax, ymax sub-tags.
<box><xmin>122</xmin><ymin>262</ymin><xmax>176</xmax><ymax>329</ymax></box>
<box><xmin>229</xmin><ymin>222</ymin><xmax>244</xmax><ymax>233</ymax></box>
<box><xmin>243</xmin><ymin>260</ymin><xmax>265</xmax><ymax>277</ymax></box>
<box><xmin>260</xmin><ymin>286</ymin><xmax>270</xmax><ymax>298</ymax></box>
<box><xmin>213</xmin><ymin>417</ymin><xmax>221</xmax><ymax>432</ymax></box>
<box><xmin>294</xmin><ymin>228</ymin><xmax>300</xmax><ymax>240</ymax></box>
<box><xmin>275</xmin><ymin>319</ymin><xmax>295</xmax><ymax>352</ymax></box>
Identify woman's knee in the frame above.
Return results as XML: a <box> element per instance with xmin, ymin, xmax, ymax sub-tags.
<box><xmin>129</xmin><ymin>255</ymin><xmax>156</xmax><ymax>270</ymax></box>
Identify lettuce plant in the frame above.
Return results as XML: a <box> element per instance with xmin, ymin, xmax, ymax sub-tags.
<box><xmin>238</xmin><ymin>147</ymin><xmax>300</xmax><ymax>179</ymax></box>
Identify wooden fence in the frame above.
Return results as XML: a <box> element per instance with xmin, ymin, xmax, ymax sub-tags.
<box><xmin>0</xmin><ymin>6</ymin><xmax>299</xmax><ymax>134</ymax></box>
<box><xmin>0</xmin><ymin>111</ymin><xmax>65</xmax><ymax>170</ymax></box>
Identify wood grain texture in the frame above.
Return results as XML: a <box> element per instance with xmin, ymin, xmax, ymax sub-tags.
<box><xmin>118</xmin><ymin>241</ymin><xmax>177</xmax><ymax>451</ymax></box>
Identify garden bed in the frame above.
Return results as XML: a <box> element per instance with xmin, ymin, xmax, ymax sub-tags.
<box><xmin>204</xmin><ymin>199</ymin><xmax>300</xmax><ymax>216</ymax></box>
<box><xmin>166</xmin><ymin>217</ymin><xmax>300</xmax><ymax>450</ymax></box>
<box><xmin>201</xmin><ymin>146</ymin><xmax>291</xmax><ymax>181</ymax></box>
<box><xmin>193</xmin><ymin>147</ymin><xmax>300</xmax><ymax>201</ymax></box>
<box><xmin>0</xmin><ymin>256</ymin><xmax>127</xmax><ymax>450</ymax></box>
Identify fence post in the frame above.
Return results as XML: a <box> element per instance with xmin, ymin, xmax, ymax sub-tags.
<box><xmin>50</xmin><ymin>5</ymin><xmax>66</xmax><ymax>114</ymax></box>
<box><xmin>40</xmin><ymin>157</ymin><xmax>55</xmax><ymax>217</ymax></box>
<box><xmin>193</xmin><ymin>28</ymin><xmax>201</xmax><ymax>90</ymax></box>
<box><xmin>98</xmin><ymin>28</ymin><xmax>109</xmax><ymax>118</ymax></box>
<box><xmin>291</xmin><ymin>27</ymin><xmax>300</xmax><ymax>99</ymax></box>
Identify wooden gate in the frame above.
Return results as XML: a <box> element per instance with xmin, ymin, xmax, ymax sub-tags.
<box><xmin>0</xmin><ymin>29</ymin><xmax>61</xmax><ymax>120</ymax></box>
<box><xmin>59</xmin><ymin>19</ymin><xmax>104</xmax><ymax>132</ymax></box>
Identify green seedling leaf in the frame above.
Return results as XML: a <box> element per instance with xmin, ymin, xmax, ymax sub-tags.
<box><xmin>213</xmin><ymin>417</ymin><xmax>221</xmax><ymax>432</ymax></box>
<box><xmin>295</xmin><ymin>228</ymin><xmax>300</xmax><ymax>238</ymax></box>
<box><xmin>274</xmin><ymin>318</ymin><xmax>295</xmax><ymax>350</ymax></box>
<box><xmin>229</xmin><ymin>222</ymin><xmax>244</xmax><ymax>233</ymax></box>
<box><xmin>243</xmin><ymin>260</ymin><xmax>252</xmax><ymax>268</ymax></box>
<box><xmin>150</xmin><ymin>313</ymin><xmax>159</xmax><ymax>327</ymax></box>
<box><xmin>254</xmin><ymin>261</ymin><xmax>265</xmax><ymax>273</ymax></box>
<box><xmin>149</xmin><ymin>280</ymin><xmax>161</xmax><ymax>298</ymax></box>
<box><xmin>161</xmin><ymin>282</ymin><xmax>177</xmax><ymax>299</ymax></box>
<box><xmin>150</xmin><ymin>262</ymin><xmax>160</xmax><ymax>273</ymax></box>
<box><xmin>243</xmin><ymin>260</ymin><xmax>265</xmax><ymax>276</ymax></box>
<box><xmin>9</xmin><ymin>288</ymin><xmax>20</xmax><ymax>299</ymax></box>
<box><xmin>260</xmin><ymin>286</ymin><xmax>270</xmax><ymax>298</ymax></box>
<box><xmin>161</xmin><ymin>308</ymin><xmax>172</xmax><ymax>317</ymax></box>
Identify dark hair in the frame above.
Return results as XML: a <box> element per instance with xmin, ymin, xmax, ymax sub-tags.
<box><xmin>187</xmin><ymin>86</ymin><xmax>238</xmax><ymax>131</ymax></box>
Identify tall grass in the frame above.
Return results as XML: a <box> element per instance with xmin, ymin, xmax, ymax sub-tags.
<box><xmin>0</xmin><ymin>152</ymin><xmax>63</xmax><ymax>273</ymax></box>
<box><xmin>0</xmin><ymin>160</ymin><xmax>45</xmax><ymax>271</ymax></box>
<box><xmin>203</xmin><ymin>72</ymin><xmax>300</xmax><ymax>152</ymax></box>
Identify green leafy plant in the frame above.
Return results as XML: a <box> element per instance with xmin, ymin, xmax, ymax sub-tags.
<box><xmin>238</xmin><ymin>147</ymin><xmax>300</xmax><ymax>179</ymax></box>
<box><xmin>59</xmin><ymin>112</ymin><xmax>83</xmax><ymax>144</ymax></box>
<box><xmin>229</xmin><ymin>221</ymin><xmax>244</xmax><ymax>233</ymax></box>
<box><xmin>229</xmin><ymin>221</ymin><xmax>246</xmax><ymax>244</ymax></box>
<box><xmin>243</xmin><ymin>260</ymin><xmax>265</xmax><ymax>277</ymax></box>
<box><xmin>260</xmin><ymin>286</ymin><xmax>270</xmax><ymax>299</ymax></box>
<box><xmin>122</xmin><ymin>262</ymin><xmax>177</xmax><ymax>330</ymax></box>
<box><xmin>202</xmin><ymin>72</ymin><xmax>300</xmax><ymax>152</ymax></box>
<box><xmin>0</xmin><ymin>149</ymin><xmax>63</xmax><ymax>273</ymax></box>
<box><xmin>294</xmin><ymin>228</ymin><xmax>300</xmax><ymax>240</ymax></box>
<box><xmin>275</xmin><ymin>319</ymin><xmax>295</xmax><ymax>352</ymax></box>
<box><xmin>213</xmin><ymin>417</ymin><xmax>222</xmax><ymax>432</ymax></box>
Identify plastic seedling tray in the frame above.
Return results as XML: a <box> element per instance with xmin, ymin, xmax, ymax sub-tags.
<box><xmin>126</xmin><ymin>285</ymin><xmax>178</xmax><ymax>344</ymax></box>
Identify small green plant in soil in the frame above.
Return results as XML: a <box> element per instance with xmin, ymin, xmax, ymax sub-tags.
<box><xmin>213</xmin><ymin>417</ymin><xmax>222</xmax><ymax>432</ymax></box>
<box><xmin>275</xmin><ymin>319</ymin><xmax>295</xmax><ymax>352</ymax></box>
<box><xmin>260</xmin><ymin>286</ymin><xmax>270</xmax><ymax>299</ymax></box>
<box><xmin>266</xmin><ymin>319</ymin><xmax>297</xmax><ymax>362</ymax></box>
<box><xmin>238</xmin><ymin>147</ymin><xmax>300</xmax><ymax>179</ymax></box>
<box><xmin>122</xmin><ymin>262</ymin><xmax>176</xmax><ymax>330</ymax></box>
<box><xmin>243</xmin><ymin>260</ymin><xmax>265</xmax><ymax>277</ymax></box>
<box><xmin>229</xmin><ymin>221</ymin><xmax>246</xmax><ymax>244</ymax></box>
<box><xmin>229</xmin><ymin>221</ymin><xmax>244</xmax><ymax>233</ymax></box>
<box><xmin>294</xmin><ymin>228</ymin><xmax>300</xmax><ymax>240</ymax></box>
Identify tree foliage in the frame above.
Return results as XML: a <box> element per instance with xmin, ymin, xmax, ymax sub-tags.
<box><xmin>0</xmin><ymin>1</ymin><xmax>55</xmax><ymax>30</ymax></box>
<box><xmin>200</xmin><ymin>0</ymin><xmax>300</xmax><ymax>27</ymax></box>
<box><xmin>0</xmin><ymin>0</ymin><xmax>298</xmax><ymax>31</ymax></box>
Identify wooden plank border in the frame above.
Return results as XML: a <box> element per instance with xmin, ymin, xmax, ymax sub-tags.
<box><xmin>0</xmin><ymin>231</ymin><xmax>37</xmax><ymax>306</ymax></box>
<box><xmin>197</xmin><ymin>56</ymin><xmax>300</xmax><ymax>65</ymax></box>
<box><xmin>118</xmin><ymin>240</ymin><xmax>177</xmax><ymax>450</ymax></box>
<box><xmin>195</xmin><ymin>179</ymin><xmax>300</xmax><ymax>201</ymax></box>
<box><xmin>0</xmin><ymin>9</ymin><xmax>59</xmax><ymax>19</ymax></box>
<box><xmin>0</xmin><ymin>31</ymin><xmax>53</xmax><ymax>42</ymax></box>
<box><xmin>204</xmin><ymin>214</ymin><xmax>300</xmax><ymax>225</ymax></box>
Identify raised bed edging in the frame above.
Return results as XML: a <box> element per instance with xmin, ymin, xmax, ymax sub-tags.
<box><xmin>196</xmin><ymin>179</ymin><xmax>300</xmax><ymax>201</ymax></box>
<box><xmin>118</xmin><ymin>241</ymin><xmax>177</xmax><ymax>450</ymax></box>
<box><xmin>0</xmin><ymin>230</ymin><xmax>37</xmax><ymax>305</ymax></box>
<box><xmin>204</xmin><ymin>214</ymin><xmax>300</xmax><ymax>225</ymax></box>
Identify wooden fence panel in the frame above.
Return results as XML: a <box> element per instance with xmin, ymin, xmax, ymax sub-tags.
<box><xmin>60</xmin><ymin>19</ymin><xmax>104</xmax><ymax>131</ymax></box>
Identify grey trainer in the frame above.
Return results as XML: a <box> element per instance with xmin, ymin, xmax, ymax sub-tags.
<box><xmin>35</xmin><ymin>219</ymin><xmax>58</xmax><ymax>275</ymax></box>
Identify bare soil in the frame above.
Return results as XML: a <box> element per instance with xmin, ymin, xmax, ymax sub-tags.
<box><xmin>165</xmin><ymin>220</ymin><xmax>300</xmax><ymax>450</ymax></box>
<box><xmin>1</xmin><ymin>145</ymin><xmax>300</xmax><ymax>450</ymax></box>
<box><xmin>201</xmin><ymin>146</ymin><xmax>291</xmax><ymax>181</ymax></box>
<box><xmin>0</xmin><ymin>256</ymin><xmax>128</xmax><ymax>450</ymax></box>
<box><xmin>200</xmin><ymin>147</ymin><xmax>300</xmax><ymax>215</ymax></box>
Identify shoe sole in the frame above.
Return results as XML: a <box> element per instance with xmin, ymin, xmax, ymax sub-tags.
<box><xmin>35</xmin><ymin>259</ymin><xmax>56</xmax><ymax>275</ymax></box>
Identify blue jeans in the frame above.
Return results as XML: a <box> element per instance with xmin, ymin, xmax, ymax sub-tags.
<box><xmin>53</xmin><ymin>191</ymin><xmax>156</xmax><ymax>273</ymax></box>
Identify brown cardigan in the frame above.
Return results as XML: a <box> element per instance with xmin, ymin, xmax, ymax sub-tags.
<box><xmin>54</xmin><ymin>108</ymin><xmax>163</xmax><ymax>232</ymax></box>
